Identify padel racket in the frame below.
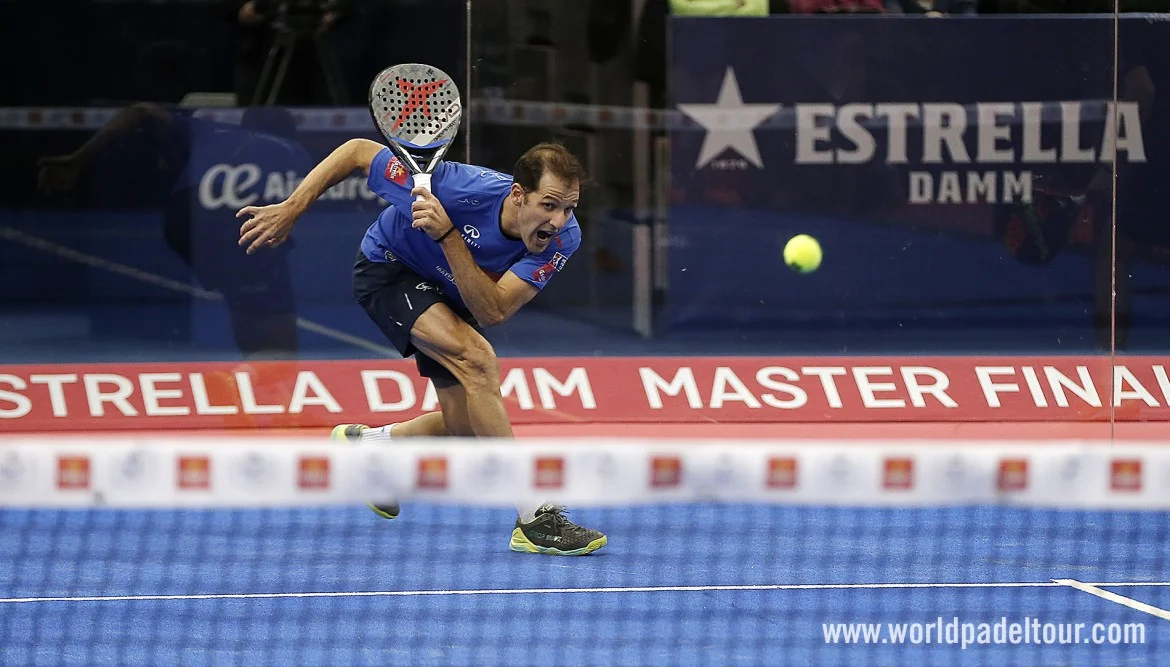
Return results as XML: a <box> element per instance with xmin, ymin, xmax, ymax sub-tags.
<box><xmin>995</xmin><ymin>176</ymin><xmax>1091</xmax><ymax>266</ymax></box>
<box><xmin>368</xmin><ymin>63</ymin><xmax>462</xmax><ymax>201</ymax></box>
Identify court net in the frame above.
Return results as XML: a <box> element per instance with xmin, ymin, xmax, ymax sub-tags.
<box><xmin>1</xmin><ymin>435</ymin><xmax>1167</xmax><ymax>665</ymax></box>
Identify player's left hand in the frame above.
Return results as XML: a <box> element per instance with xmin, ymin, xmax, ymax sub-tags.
<box><xmin>237</xmin><ymin>201</ymin><xmax>297</xmax><ymax>255</ymax></box>
<box><xmin>410</xmin><ymin>186</ymin><xmax>455</xmax><ymax>241</ymax></box>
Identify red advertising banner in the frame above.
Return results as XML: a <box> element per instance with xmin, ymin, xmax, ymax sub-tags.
<box><xmin>1</xmin><ymin>356</ymin><xmax>1169</xmax><ymax>432</ymax></box>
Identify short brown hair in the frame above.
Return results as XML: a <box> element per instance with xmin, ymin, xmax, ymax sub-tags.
<box><xmin>512</xmin><ymin>142</ymin><xmax>586</xmax><ymax>193</ymax></box>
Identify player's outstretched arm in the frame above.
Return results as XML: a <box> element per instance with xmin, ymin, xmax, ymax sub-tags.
<box><xmin>285</xmin><ymin>138</ymin><xmax>384</xmax><ymax>214</ymax></box>
<box><xmin>237</xmin><ymin>138</ymin><xmax>383</xmax><ymax>254</ymax></box>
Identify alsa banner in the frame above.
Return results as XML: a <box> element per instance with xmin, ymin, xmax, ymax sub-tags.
<box><xmin>1</xmin><ymin>356</ymin><xmax>1170</xmax><ymax>432</ymax></box>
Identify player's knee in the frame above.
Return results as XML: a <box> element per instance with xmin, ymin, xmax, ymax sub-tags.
<box><xmin>445</xmin><ymin>336</ymin><xmax>500</xmax><ymax>390</ymax></box>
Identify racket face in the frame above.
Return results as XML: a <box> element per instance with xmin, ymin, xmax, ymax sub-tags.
<box><xmin>995</xmin><ymin>190</ymin><xmax>1078</xmax><ymax>265</ymax></box>
<box><xmin>369</xmin><ymin>63</ymin><xmax>462</xmax><ymax>164</ymax></box>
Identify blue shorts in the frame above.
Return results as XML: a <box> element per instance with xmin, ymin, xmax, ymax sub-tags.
<box><xmin>351</xmin><ymin>249</ymin><xmax>478</xmax><ymax>385</ymax></box>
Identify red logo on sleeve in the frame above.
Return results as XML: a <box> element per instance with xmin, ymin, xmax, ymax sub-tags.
<box><xmin>385</xmin><ymin>157</ymin><xmax>409</xmax><ymax>186</ymax></box>
<box><xmin>530</xmin><ymin>252</ymin><xmax>568</xmax><ymax>283</ymax></box>
<box><xmin>531</xmin><ymin>264</ymin><xmax>554</xmax><ymax>283</ymax></box>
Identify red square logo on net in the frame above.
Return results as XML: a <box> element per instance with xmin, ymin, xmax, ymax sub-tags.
<box><xmin>766</xmin><ymin>457</ymin><xmax>798</xmax><ymax>489</ymax></box>
<box><xmin>534</xmin><ymin>456</ymin><xmax>565</xmax><ymax>489</ymax></box>
<box><xmin>1111</xmin><ymin>459</ymin><xmax>1142</xmax><ymax>492</ymax></box>
<box><xmin>417</xmin><ymin>457</ymin><xmax>448</xmax><ymax>489</ymax></box>
<box><xmin>883</xmin><ymin>457</ymin><xmax>914</xmax><ymax>490</ymax></box>
<box><xmin>298</xmin><ymin>456</ymin><xmax>330</xmax><ymax>490</ymax></box>
<box><xmin>57</xmin><ymin>455</ymin><xmax>91</xmax><ymax>490</ymax></box>
<box><xmin>178</xmin><ymin>455</ymin><xmax>211</xmax><ymax>490</ymax></box>
<box><xmin>385</xmin><ymin>157</ymin><xmax>409</xmax><ymax>186</ymax></box>
<box><xmin>650</xmin><ymin>456</ymin><xmax>682</xmax><ymax>488</ymax></box>
<box><xmin>997</xmin><ymin>458</ymin><xmax>1028</xmax><ymax>492</ymax></box>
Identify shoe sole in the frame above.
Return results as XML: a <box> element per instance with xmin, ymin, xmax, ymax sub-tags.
<box><xmin>508</xmin><ymin>528</ymin><xmax>607</xmax><ymax>556</ymax></box>
<box><xmin>330</xmin><ymin>424</ymin><xmax>361</xmax><ymax>442</ymax></box>
<box><xmin>332</xmin><ymin>425</ymin><xmax>399</xmax><ymax>520</ymax></box>
<box><xmin>367</xmin><ymin>502</ymin><xmax>399</xmax><ymax>520</ymax></box>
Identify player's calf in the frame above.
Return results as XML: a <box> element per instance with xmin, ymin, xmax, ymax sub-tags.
<box><xmin>412</xmin><ymin>328</ymin><xmax>512</xmax><ymax>438</ymax></box>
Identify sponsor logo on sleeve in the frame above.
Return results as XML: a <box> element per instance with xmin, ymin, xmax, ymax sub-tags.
<box><xmin>530</xmin><ymin>252</ymin><xmax>569</xmax><ymax>283</ymax></box>
<box><xmin>385</xmin><ymin>157</ymin><xmax>409</xmax><ymax>186</ymax></box>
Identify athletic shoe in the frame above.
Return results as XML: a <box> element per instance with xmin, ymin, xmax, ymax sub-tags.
<box><xmin>510</xmin><ymin>504</ymin><xmax>607</xmax><ymax>556</ymax></box>
<box><xmin>330</xmin><ymin>423</ymin><xmax>400</xmax><ymax>520</ymax></box>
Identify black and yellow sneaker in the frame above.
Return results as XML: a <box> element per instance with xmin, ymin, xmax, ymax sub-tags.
<box><xmin>510</xmin><ymin>504</ymin><xmax>607</xmax><ymax>556</ymax></box>
<box><xmin>330</xmin><ymin>424</ymin><xmax>368</xmax><ymax>443</ymax></box>
<box><xmin>330</xmin><ymin>423</ymin><xmax>400</xmax><ymax>520</ymax></box>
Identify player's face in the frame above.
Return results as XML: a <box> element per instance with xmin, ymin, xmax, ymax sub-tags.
<box><xmin>517</xmin><ymin>173</ymin><xmax>579</xmax><ymax>253</ymax></box>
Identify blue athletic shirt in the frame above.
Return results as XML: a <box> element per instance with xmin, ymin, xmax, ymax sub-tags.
<box><xmin>360</xmin><ymin>148</ymin><xmax>581</xmax><ymax>307</ymax></box>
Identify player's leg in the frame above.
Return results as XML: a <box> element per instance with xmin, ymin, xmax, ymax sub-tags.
<box><xmin>410</xmin><ymin>315</ymin><xmax>605</xmax><ymax>554</ymax></box>
<box><xmin>345</xmin><ymin>251</ymin><xmax>603</xmax><ymax>552</ymax></box>
<box><xmin>346</xmin><ymin>382</ymin><xmax>473</xmax><ymax>440</ymax></box>
<box><xmin>336</xmin><ymin>250</ymin><xmax>450</xmax><ymax>519</ymax></box>
<box><xmin>343</xmin><ymin>413</ymin><xmax>447</xmax><ymax>442</ymax></box>
<box><xmin>426</xmin><ymin>379</ymin><xmax>475</xmax><ymax>436</ymax></box>
<box><xmin>407</xmin><ymin>305</ymin><xmax>513</xmax><ymax>438</ymax></box>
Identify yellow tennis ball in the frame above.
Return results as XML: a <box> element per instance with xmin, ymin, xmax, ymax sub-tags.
<box><xmin>784</xmin><ymin>234</ymin><xmax>822</xmax><ymax>273</ymax></box>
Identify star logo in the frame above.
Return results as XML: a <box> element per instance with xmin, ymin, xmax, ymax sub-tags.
<box><xmin>678</xmin><ymin>67</ymin><xmax>780</xmax><ymax>170</ymax></box>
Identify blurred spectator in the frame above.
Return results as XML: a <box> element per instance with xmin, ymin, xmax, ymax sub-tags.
<box><xmin>780</xmin><ymin>0</ymin><xmax>887</xmax><ymax>11</ymax></box>
<box><xmin>221</xmin><ymin>0</ymin><xmax>352</xmax><ymax>106</ymax></box>
<box><xmin>668</xmin><ymin>0</ymin><xmax>770</xmax><ymax>14</ymax></box>
<box><xmin>888</xmin><ymin>0</ymin><xmax>977</xmax><ymax>13</ymax></box>
<box><xmin>973</xmin><ymin>0</ymin><xmax>1167</xmax><ymax>11</ymax></box>
<box><xmin>35</xmin><ymin>105</ymin><xmax>306</xmax><ymax>358</ymax></box>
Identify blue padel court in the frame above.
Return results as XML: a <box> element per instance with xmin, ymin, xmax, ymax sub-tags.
<box><xmin>1</xmin><ymin>503</ymin><xmax>1166</xmax><ymax>665</ymax></box>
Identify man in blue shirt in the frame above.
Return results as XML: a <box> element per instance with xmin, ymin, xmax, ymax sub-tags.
<box><xmin>237</xmin><ymin>139</ymin><xmax>606</xmax><ymax>556</ymax></box>
<box><xmin>37</xmin><ymin>104</ymin><xmax>304</xmax><ymax>359</ymax></box>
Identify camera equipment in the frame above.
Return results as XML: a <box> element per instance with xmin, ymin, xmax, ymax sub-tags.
<box><xmin>251</xmin><ymin>0</ymin><xmax>348</xmax><ymax>105</ymax></box>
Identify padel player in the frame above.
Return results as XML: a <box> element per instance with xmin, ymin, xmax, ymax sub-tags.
<box><xmin>236</xmin><ymin>139</ymin><xmax>607</xmax><ymax>556</ymax></box>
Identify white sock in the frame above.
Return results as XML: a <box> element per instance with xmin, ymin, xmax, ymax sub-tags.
<box><xmin>516</xmin><ymin>502</ymin><xmax>546</xmax><ymax>524</ymax></box>
<box><xmin>359</xmin><ymin>424</ymin><xmax>395</xmax><ymax>443</ymax></box>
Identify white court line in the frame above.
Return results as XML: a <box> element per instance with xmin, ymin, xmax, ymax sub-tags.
<box><xmin>0</xmin><ymin>226</ymin><xmax>401</xmax><ymax>358</ymax></box>
<box><xmin>6</xmin><ymin>581</ymin><xmax>1170</xmax><ymax>605</ymax></box>
<box><xmin>1057</xmin><ymin>579</ymin><xmax>1170</xmax><ymax>621</ymax></box>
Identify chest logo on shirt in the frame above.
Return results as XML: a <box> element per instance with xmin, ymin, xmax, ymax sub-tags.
<box><xmin>530</xmin><ymin>252</ymin><xmax>569</xmax><ymax>283</ymax></box>
<box><xmin>385</xmin><ymin>157</ymin><xmax>409</xmax><ymax>186</ymax></box>
<box><xmin>463</xmin><ymin>225</ymin><xmax>480</xmax><ymax>239</ymax></box>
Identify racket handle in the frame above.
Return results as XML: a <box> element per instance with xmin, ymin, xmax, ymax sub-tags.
<box><xmin>414</xmin><ymin>173</ymin><xmax>432</xmax><ymax>201</ymax></box>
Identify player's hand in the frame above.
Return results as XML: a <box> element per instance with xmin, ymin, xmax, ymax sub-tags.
<box><xmin>410</xmin><ymin>186</ymin><xmax>455</xmax><ymax>241</ymax></box>
<box><xmin>36</xmin><ymin>155</ymin><xmax>82</xmax><ymax>197</ymax></box>
<box><xmin>237</xmin><ymin>201</ymin><xmax>297</xmax><ymax>255</ymax></box>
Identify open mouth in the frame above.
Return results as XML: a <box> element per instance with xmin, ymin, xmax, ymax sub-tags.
<box><xmin>535</xmin><ymin>230</ymin><xmax>553</xmax><ymax>242</ymax></box>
